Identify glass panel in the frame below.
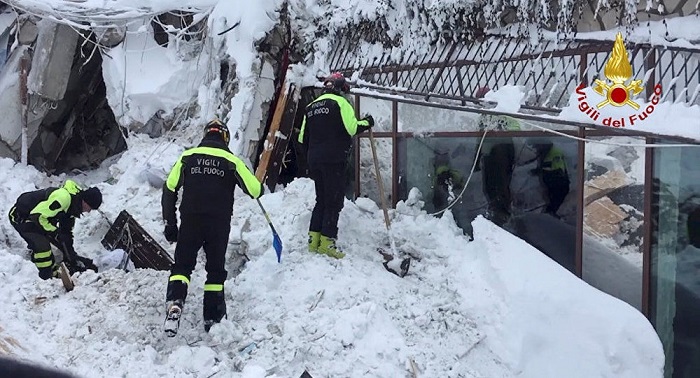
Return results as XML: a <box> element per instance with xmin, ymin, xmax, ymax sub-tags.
<box><xmin>398</xmin><ymin>103</ymin><xmax>482</xmax><ymax>132</ymax></box>
<box><xmin>516</xmin><ymin>118</ymin><xmax>579</xmax><ymax>132</ymax></box>
<box><xmin>397</xmin><ymin>102</ymin><xmax>579</xmax><ymax>133</ymax></box>
<box><xmin>358</xmin><ymin>97</ymin><xmax>392</xmax><ymax>132</ymax></box>
<box><xmin>582</xmin><ymin>136</ymin><xmax>645</xmax><ymax>311</ymax></box>
<box><xmin>505</xmin><ymin>135</ymin><xmax>579</xmax><ymax>272</ymax></box>
<box><xmin>651</xmin><ymin>143</ymin><xmax>700</xmax><ymax>378</ymax></box>
<box><xmin>396</xmin><ymin>131</ymin><xmax>579</xmax><ymax>271</ymax></box>
<box><xmin>397</xmin><ymin>136</ymin><xmax>479</xmax><ymax>234</ymax></box>
<box><xmin>358</xmin><ymin>136</ymin><xmax>392</xmax><ymax>206</ymax></box>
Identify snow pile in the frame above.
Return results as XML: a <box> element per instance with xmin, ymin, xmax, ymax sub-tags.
<box><xmin>0</xmin><ymin>144</ymin><xmax>664</xmax><ymax>377</ymax></box>
<box><xmin>101</xmin><ymin>21</ymin><xmax>214</xmax><ymax>127</ymax></box>
<box><xmin>0</xmin><ymin>0</ymin><xmax>675</xmax><ymax>376</ymax></box>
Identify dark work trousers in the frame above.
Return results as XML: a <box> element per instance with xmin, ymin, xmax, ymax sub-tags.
<box><xmin>166</xmin><ymin>213</ymin><xmax>231</xmax><ymax>322</ymax></box>
<box><xmin>309</xmin><ymin>161</ymin><xmax>347</xmax><ymax>239</ymax></box>
<box><xmin>8</xmin><ymin>208</ymin><xmax>55</xmax><ymax>280</ymax></box>
<box><xmin>542</xmin><ymin>174</ymin><xmax>570</xmax><ymax>215</ymax></box>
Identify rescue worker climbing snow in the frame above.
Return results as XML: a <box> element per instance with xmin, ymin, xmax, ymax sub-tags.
<box><xmin>297</xmin><ymin>72</ymin><xmax>373</xmax><ymax>259</ymax></box>
<box><xmin>161</xmin><ymin>119</ymin><xmax>262</xmax><ymax>336</ymax></box>
<box><xmin>8</xmin><ymin>180</ymin><xmax>101</xmax><ymax>279</ymax></box>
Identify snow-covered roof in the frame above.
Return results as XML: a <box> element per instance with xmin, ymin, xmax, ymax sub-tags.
<box><xmin>3</xmin><ymin>0</ymin><xmax>217</xmax><ymax>25</ymax></box>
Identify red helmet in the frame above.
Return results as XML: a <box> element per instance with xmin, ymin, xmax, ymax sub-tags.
<box><xmin>323</xmin><ymin>72</ymin><xmax>350</xmax><ymax>94</ymax></box>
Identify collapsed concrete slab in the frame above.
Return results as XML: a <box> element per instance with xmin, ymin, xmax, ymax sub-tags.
<box><xmin>27</xmin><ymin>20</ymin><xmax>78</xmax><ymax>101</ymax></box>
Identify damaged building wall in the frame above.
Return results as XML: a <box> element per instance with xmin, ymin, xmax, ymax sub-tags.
<box><xmin>0</xmin><ymin>46</ymin><xmax>28</xmax><ymax>160</ymax></box>
<box><xmin>0</xmin><ymin>14</ymin><xmax>42</xmax><ymax>161</ymax></box>
<box><xmin>27</xmin><ymin>19</ymin><xmax>78</xmax><ymax>101</ymax></box>
<box><xmin>30</xmin><ymin>40</ymin><xmax>127</xmax><ymax>172</ymax></box>
<box><xmin>0</xmin><ymin>4</ymin><xmax>299</xmax><ymax>177</ymax></box>
<box><xmin>0</xmin><ymin>5</ymin><xmax>12</xmax><ymax>72</ymax></box>
<box><xmin>215</xmin><ymin>16</ymin><xmax>300</xmax><ymax>168</ymax></box>
<box><xmin>240</xmin><ymin>60</ymin><xmax>276</xmax><ymax>165</ymax></box>
<box><xmin>248</xmin><ymin>14</ymin><xmax>302</xmax><ymax>173</ymax></box>
<box><xmin>0</xmin><ymin>13</ymin><xmax>126</xmax><ymax>173</ymax></box>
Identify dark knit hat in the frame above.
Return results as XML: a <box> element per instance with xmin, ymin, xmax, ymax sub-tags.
<box><xmin>81</xmin><ymin>187</ymin><xmax>102</xmax><ymax>209</ymax></box>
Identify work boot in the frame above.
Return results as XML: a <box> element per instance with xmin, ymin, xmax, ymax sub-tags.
<box><xmin>203</xmin><ymin>290</ymin><xmax>226</xmax><ymax>332</ymax></box>
<box><xmin>318</xmin><ymin>235</ymin><xmax>345</xmax><ymax>259</ymax></box>
<box><xmin>308</xmin><ymin>231</ymin><xmax>321</xmax><ymax>253</ymax></box>
<box><xmin>164</xmin><ymin>300</ymin><xmax>184</xmax><ymax>337</ymax></box>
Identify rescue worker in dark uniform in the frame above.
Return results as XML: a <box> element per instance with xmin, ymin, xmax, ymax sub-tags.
<box><xmin>8</xmin><ymin>180</ymin><xmax>101</xmax><ymax>278</ymax></box>
<box><xmin>478</xmin><ymin>115</ymin><xmax>520</xmax><ymax>226</ymax></box>
<box><xmin>161</xmin><ymin>119</ymin><xmax>262</xmax><ymax>336</ymax></box>
<box><xmin>297</xmin><ymin>72</ymin><xmax>373</xmax><ymax>259</ymax></box>
<box><xmin>528</xmin><ymin>139</ymin><xmax>570</xmax><ymax>216</ymax></box>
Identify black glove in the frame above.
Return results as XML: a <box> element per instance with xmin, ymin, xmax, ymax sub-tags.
<box><xmin>68</xmin><ymin>255</ymin><xmax>98</xmax><ymax>274</ymax></box>
<box><xmin>164</xmin><ymin>223</ymin><xmax>178</xmax><ymax>243</ymax></box>
<box><xmin>363</xmin><ymin>115</ymin><xmax>374</xmax><ymax>127</ymax></box>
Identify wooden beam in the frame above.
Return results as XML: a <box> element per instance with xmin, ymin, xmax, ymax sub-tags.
<box><xmin>255</xmin><ymin>83</ymin><xmax>289</xmax><ymax>182</ymax></box>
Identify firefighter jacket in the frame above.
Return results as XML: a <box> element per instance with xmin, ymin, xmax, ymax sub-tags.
<box><xmin>297</xmin><ymin>92</ymin><xmax>371</xmax><ymax>164</ymax></box>
<box><xmin>162</xmin><ymin>137</ymin><xmax>263</xmax><ymax>225</ymax></box>
<box><xmin>10</xmin><ymin>180</ymin><xmax>84</xmax><ymax>240</ymax></box>
<box><xmin>12</xmin><ymin>180</ymin><xmax>82</xmax><ymax>234</ymax></box>
<box><xmin>540</xmin><ymin>147</ymin><xmax>568</xmax><ymax>178</ymax></box>
<box><xmin>434</xmin><ymin>165</ymin><xmax>465</xmax><ymax>190</ymax></box>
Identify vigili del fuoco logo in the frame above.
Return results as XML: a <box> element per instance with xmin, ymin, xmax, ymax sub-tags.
<box><xmin>576</xmin><ymin>32</ymin><xmax>662</xmax><ymax>127</ymax></box>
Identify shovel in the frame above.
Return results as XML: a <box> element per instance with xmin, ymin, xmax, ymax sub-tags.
<box><xmin>367</xmin><ymin>128</ymin><xmax>410</xmax><ymax>277</ymax></box>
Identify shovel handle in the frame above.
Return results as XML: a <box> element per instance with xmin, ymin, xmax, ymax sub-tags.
<box><xmin>368</xmin><ymin>128</ymin><xmax>391</xmax><ymax>229</ymax></box>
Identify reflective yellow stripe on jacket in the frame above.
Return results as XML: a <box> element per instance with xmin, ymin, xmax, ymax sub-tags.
<box><xmin>29</xmin><ymin>188</ymin><xmax>72</xmax><ymax>232</ymax></box>
<box><xmin>298</xmin><ymin>93</ymin><xmax>369</xmax><ymax>143</ymax></box>
<box><xmin>165</xmin><ymin>146</ymin><xmax>262</xmax><ymax>199</ymax></box>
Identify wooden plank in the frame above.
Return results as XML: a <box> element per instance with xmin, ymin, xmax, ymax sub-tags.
<box><xmin>583</xmin><ymin>169</ymin><xmax>631</xmax><ymax>206</ymax></box>
<box><xmin>59</xmin><ymin>262</ymin><xmax>74</xmax><ymax>292</ymax></box>
<box><xmin>584</xmin><ymin>196</ymin><xmax>628</xmax><ymax>238</ymax></box>
<box><xmin>256</xmin><ymin>82</ymin><xmax>289</xmax><ymax>182</ymax></box>
<box><xmin>261</xmin><ymin>84</ymin><xmax>299</xmax><ymax>190</ymax></box>
<box><xmin>101</xmin><ymin>210</ymin><xmax>173</xmax><ymax>271</ymax></box>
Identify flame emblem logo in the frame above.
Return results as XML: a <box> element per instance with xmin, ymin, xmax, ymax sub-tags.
<box><xmin>593</xmin><ymin>33</ymin><xmax>644</xmax><ymax>110</ymax></box>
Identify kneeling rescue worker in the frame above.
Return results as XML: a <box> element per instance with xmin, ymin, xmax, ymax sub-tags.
<box><xmin>8</xmin><ymin>180</ymin><xmax>101</xmax><ymax>278</ymax></box>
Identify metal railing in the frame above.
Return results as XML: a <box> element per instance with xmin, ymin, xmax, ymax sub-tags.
<box><xmin>327</xmin><ymin>27</ymin><xmax>700</xmax><ymax>112</ymax></box>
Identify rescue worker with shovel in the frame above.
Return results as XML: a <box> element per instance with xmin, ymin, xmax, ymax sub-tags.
<box><xmin>8</xmin><ymin>180</ymin><xmax>101</xmax><ymax>279</ymax></box>
<box><xmin>161</xmin><ymin>119</ymin><xmax>263</xmax><ymax>336</ymax></box>
<box><xmin>298</xmin><ymin>72</ymin><xmax>373</xmax><ymax>258</ymax></box>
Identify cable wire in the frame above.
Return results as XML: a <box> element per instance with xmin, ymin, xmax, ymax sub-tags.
<box><xmin>519</xmin><ymin>119</ymin><xmax>700</xmax><ymax>148</ymax></box>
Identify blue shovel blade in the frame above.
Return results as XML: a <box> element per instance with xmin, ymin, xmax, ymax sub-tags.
<box><xmin>272</xmin><ymin>233</ymin><xmax>283</xmax><ymax>263</ymax></box>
